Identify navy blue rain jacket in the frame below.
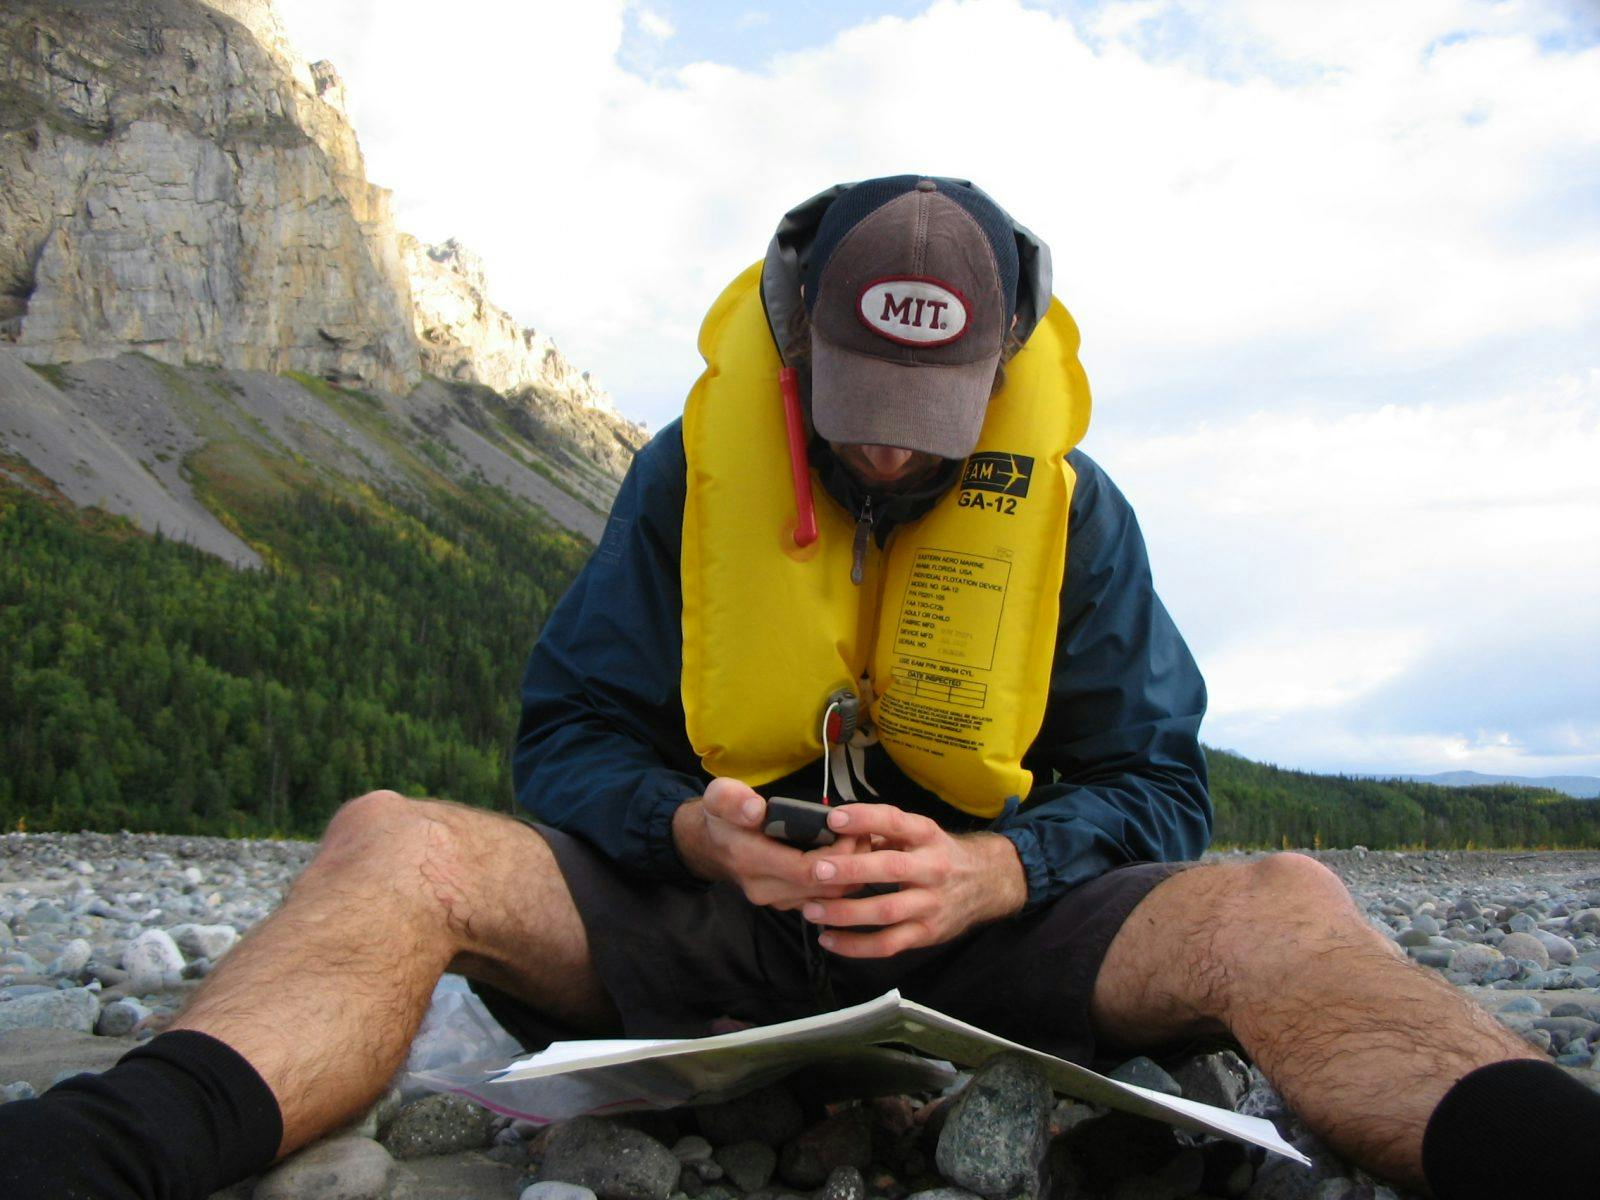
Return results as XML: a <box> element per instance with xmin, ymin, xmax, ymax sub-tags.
<box><xmin>512</xmin><ymin>421</ymin><xmax>1212</xmax><ymax>911</ymax></box>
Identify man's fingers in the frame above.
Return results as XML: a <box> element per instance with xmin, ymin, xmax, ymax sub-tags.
<box><xmin>702</xmin><ymin>777</ymin><xmax>766</xmax><ymax>828</ymax></box>
<box><xmin>726</xmin><ymin>829</ymin><xmax>807</xmax><ymax>880</ymax></box>
<box><xmin>802</xmin><ymin>887</ymin><xmax>928</xmax><ymax>929</ymax></box>
<box><xmin>810</xmin><ymin>848</ymin><xmax>922</xmax><ymax>888</ymax></box>
<box><xmin>816</xmin><ymin>921</ymin><xmax>931</xmax><ymax>959</ymax></box>
<box><xmin>801</xmin><ymin>834</ymin><xmax>862</xmax><ymax>867</ymax></box>
<box><xmin>825</xmin><ymin>803</ymin><xmax>937</xmax><ymax>846</ymax></box>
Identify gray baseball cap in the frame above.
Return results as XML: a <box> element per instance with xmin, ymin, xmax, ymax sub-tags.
<box><xmin>805</xmin><ymin>177</ymin><xmax>1021</xmax><ymax>459</ymax></box>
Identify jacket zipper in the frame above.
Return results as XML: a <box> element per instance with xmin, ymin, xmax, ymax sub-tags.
<box><xmin>853</xmin><ymin>496</ymin><xmax>896</xmax><ymax>715</ymax></box>
<box><xmin>850</xmin><ymin>495</ymin><xmax>873</xmax><ymax>586</ymax></box>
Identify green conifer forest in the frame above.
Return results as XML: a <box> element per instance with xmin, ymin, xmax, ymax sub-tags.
<box><xmin>1</xmin><ymin>475</ymin><xmax>586</xmax><ymax>836</ymax></box>
<box><xmin>2</xmin><ymin>472</ymin><xmax>1595</xmax><ymax>846</ymax></box>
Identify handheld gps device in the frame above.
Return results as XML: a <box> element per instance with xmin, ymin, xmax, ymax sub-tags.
<box><xmin>762</xmin><ymin>796</ymin><xmax>836</xmax><ymax>849</ymax></box>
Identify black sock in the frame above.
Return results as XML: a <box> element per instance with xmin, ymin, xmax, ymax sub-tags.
<box><xmin>1422</xmin><ymin>1058</ymin><xmax>1600</xmax><ymax>1200</ymax></box>
<box><xmin>0</xmin><ymin>1029</ymin><xmax>282</xmax><ymax>1200</ymax></box>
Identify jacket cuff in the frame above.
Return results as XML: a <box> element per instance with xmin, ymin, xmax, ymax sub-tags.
<box><xmin>641</xmin><ymin>777</ymin><xmax>710</xmax><ymax>887</ymax></box>
<box><xmin>998</xmin><ymin>825</ymin><xmax>1052</xmax><ymax>913</ymax></box>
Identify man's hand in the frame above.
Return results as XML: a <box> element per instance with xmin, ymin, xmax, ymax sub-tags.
<box><xmin>799</xmin><ymin>804</ymin><xmax>1028</xmax><ymax>958</ymax></box>
<box><xmin>672</xmin><ymin>777</ymin><xmax>864</xmax><ymax>910</ymax></box>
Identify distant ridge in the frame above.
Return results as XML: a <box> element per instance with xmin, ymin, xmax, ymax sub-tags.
<box><xmin>1378</xmin><ymin>771</ymin><xmax>1600</xmax><ymax>800</ymax></box>
<box><xmin>1202</xmin><ymin>750</ymin><xmax>1600</xmax><ymax>848</ymax></box>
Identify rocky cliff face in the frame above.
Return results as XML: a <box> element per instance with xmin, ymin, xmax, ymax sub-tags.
<box><xmin>1</xmin><ymin>0</ymin><xmax>419</xmax><ymax>390</ymax></box>
<box><xmin>400</xmin><ymin>236</ymin><xmax>642</xmax><ymax>480</ymax></box>
<box><xmin>0</xmin><ymin>0</ymin><xmax>646</xmax><ymax>541</ymax></box>
<box><xmin>0</xmin><ymin>0</ymin><xmax>639</xmax><ymax>425</ymax></box>
<box><xmin>402</xmin><ymin>237</ymin><xmax>619</xmax><ymax>418</ymax></box>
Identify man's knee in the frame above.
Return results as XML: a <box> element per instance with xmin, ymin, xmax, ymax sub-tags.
<box><xmin>1200</xmin><ymin>853</ymin><xmax>1361</xmax><ymax>948</ymax></box>
<box><xmin>321</xmin><ymin>792</ymin><xmax>574</xmax><ymax>947</ymax></box>
<box><xmin>323</xmin><ymin>789</ymin><xmax>415</xmax><ymax>844</ymax></box>
<box><xmin>315</xmin><ymin>790</ymin><xmax>452</xmax><ymax>874</ymax></box>
<box><xmin>1195</xmin><ymin>853</ymin><xmax>1391</xmax><ymax>989</ymax></box>
<box><xmin>1236</xmin><ymin>851</ymin><xmax>1352</xmax><ymax>912</ymax></box>
<box><xmin>314</xmin><ymin>793</ymin><xmax>520</xmax><ymax>912</ymax></box>
<box><xmin>1135</xmin><ymin>853</ymin><xmax>1349</xmax><ymax>942</ymax></box>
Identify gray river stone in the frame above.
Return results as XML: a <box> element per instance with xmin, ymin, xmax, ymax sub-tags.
<box><xmin>778</xmin><ymin>1107</ymin><xmax>873</xmax><ymax>1189</ymax></box>
<box><xmin>0</xmin><ymin>987</ymin><xmax>99</xmax><ymax>1033</ymax></box>
<box><xmin>1108</xmin><ymin>1056</ymin><xmax>1182</xmax><ymax>1097</ymax></box>
<box><xmin>1498</xmin><ymin>933</ymin><xmax>1550</xmax><ymax>970</ymax></box>
<box><xmin>522</xmin><ymin>1185</ymin><xmax>600</xmax><ymax>1200</ymax></box>
<box><xmin>820</xmin><ymin>1165</ymin><xmax>865</xmax><ymax>1200</ymax></box>
<box><xmin>47</xmin><ymin>939</ymin><xmax>93</xmax><ymax>978</ymax></box>
<box><xmin>122</xmin><ymin>929</ymin><xmax>185</xmax><ymax>991</ymax></box>
<box><xmin>537</xmin><ymin>1117</ymin><xmax>681</xmax><ymax>1200</ymax></box>
<box><xmin>379</xmin><ymin>1093</ymin><xmax>493</xmax><ymax>1160</ymax></box>
<box><xmin>714</xmin><ymin>1140</ymin><xmax>777</xmax><ymax>1192</ymax></box>
<box><xmin>1449</xmin><ymin>944</ymin><xmax>1506</xmax><ymax>983</ymax></box>
<box><xmin>935</xmin><ymin>1054</ymin><xmax>1053</xmax><ymax>1199</ymax></box>
<box><xmin>1566</xmin><ymin>909</ymin><xmax>1600</xmax><ymax>936</ymax></box>
<box><xmin>1536</xmin><ymin>932</ymin><xmax>1578</xmax><ymax>965</ymax></box>
<box><xmin>1411</xmin><ymin>947</ymin><xmax>1455</xmax><ymax>969</ymax></box>
<box><xmin>96</xmin><ymin>998</ymin><xmax>153</xmax><ymax>1037</ymax></box>
<box><xmin>1495</xmin><ymin>995</ymin><xmax>1543</xmax><ymax>1016</ymax></box>
<box><xmin>1172</xmin><ymin>1050</ymin><xmax>1250</xmax><ymax>1110</ymax></box>
<box><xmin>252</xmin><ymin>1135</ymin><xmax>395</xmax><ymax>1200</ymax></box>
<box><xmin>169</xmin><ymin>922</ymin><xmax>238</xmax><ymax>961</ymax></box>
<box><xmin>672</xmin><ymin>1135</ymin><xmax>714</xmax><ymax>1165</ymax></box>
<box><xmin>22</xmin><ymin>902</ymin><xmax>68</xmax><ymax>928</ymax></box>
<box><xmin>693</xmin><ymin>1084</ymin><xmax>803</xmax><ymax>1148</ymax></box>
<box><xmin>1532</xmin><ymin>1017</ymin><xmax>1599</xmax><ymax>1045</ymax></box>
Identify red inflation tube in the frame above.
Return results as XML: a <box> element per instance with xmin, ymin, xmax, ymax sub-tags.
<box><xmin>779</xmin><ymin>367</ymin><xmax>818</xmax><ymax>547</ymax></box>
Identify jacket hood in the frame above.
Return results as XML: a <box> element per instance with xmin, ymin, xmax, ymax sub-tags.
<box><xmin>758</xmin><ymin>177</ymin><xmax>1054</xmax><ymax>367</ymax></box>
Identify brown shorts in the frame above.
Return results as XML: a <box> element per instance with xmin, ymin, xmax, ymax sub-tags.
<box><xmin>471</xmin><ymin>824</ymin><xmax>1187</xmax><ymax>1066</ymax></box>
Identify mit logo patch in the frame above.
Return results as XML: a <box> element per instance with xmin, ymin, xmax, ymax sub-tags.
<box><xmin>857</xmin><ymin>277</ymin><xmax>970</xmax><ymax>347</ymax></box>
<box><xmin>961</xmin><ymin>452</ymin><xmax>1034</xmax><ymax>498</ymax></box>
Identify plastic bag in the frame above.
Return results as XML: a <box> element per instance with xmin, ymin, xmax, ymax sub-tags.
<box><xmin>401</xmin><ymin>974</ymin><xmax>525</xmax><ymax>1098</ymax></box>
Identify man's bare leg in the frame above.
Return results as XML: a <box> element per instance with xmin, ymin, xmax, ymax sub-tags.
<box><xmin>169</xmin><ymin>791</ymin><xmax>616</xmax><ymax>1156</ymax></box>
<box><xmin>1089</xmin><ymin>853</ymin><xmax>1537</xmax><ymax>1192</ymax></box>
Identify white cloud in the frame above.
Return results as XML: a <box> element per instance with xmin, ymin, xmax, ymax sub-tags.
<box><xmin>273</xmin><ymin>1</ymin><xmax>1600</xmax><ymax>420</ymax></box>
<box><xmin>635</xmin><ymin>6</ymin><xmax>675</xmax><ymax>39</ymax></box>
<box><xmin>1201</xmin><ymin>629</ymin><xmax>1427</xmax><ymax>720</ymax></box>
<box><xmin>1096</xmin><ymin>374</ymin><xmax>1600</xmax><ymax>772</ymax></box>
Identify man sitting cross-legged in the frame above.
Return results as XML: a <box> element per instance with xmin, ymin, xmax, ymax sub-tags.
<box><xmin>2</xmin><ymin>176</ymin><xmax>1593</xmax><ymax>1200</ymax></box>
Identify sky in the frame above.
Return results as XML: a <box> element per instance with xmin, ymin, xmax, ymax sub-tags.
<box><xmin>271</xmin><ymin>0</ymin><xmax>1600</xmax><ymax>781</ymax></box>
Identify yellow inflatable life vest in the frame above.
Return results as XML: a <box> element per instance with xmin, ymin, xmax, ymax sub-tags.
<box><xmin>681</xmin><ymin>262</ymin><xmax>1091</xmax><ymax>817</ymax></box>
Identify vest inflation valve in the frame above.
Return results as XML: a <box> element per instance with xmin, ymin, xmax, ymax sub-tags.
<box><xmin>823</xmin><ymin>689</ymin><xmax>859</xmax><ymax>745</ymax></box>
<box><xmin>778</xmin><ymin>367</ymin><xmax>818</xmax><ymax>547</ymax></box>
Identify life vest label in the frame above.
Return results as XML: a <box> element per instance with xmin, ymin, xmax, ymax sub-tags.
<box><xmin>877</xmin><ymin>544</ymin><xmax>1015</xmax><ymax>765</ymax></box>
<box><xmin>892</xmin><ymin>548</ymin><xmax>1009</xmax><ymax>672</ymax></box>
<box><xmin>961</xmin><ymin>452</ymin><xmax>1034</xmax><ymax>497</ymax></box>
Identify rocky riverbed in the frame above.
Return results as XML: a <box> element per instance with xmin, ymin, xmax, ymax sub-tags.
<box><xmin>3</xmin><ymin>832</ymin><xmax>1599</xmax><ymax>1200</ymax></box>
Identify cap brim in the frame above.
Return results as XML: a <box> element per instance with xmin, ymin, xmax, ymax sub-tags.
<box><xmin>810</xmin><ymin>333</ymin><xmax>997</xmax><ymax>460</ymax></box>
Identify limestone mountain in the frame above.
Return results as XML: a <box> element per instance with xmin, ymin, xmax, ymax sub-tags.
<box><xmin>0</xmin><ymin>0</ymin><xmax>645</xmax><ymax>554</ymax></box>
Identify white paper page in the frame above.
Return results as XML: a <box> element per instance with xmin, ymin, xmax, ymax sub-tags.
<box><xmin>493</xmin><ymin>990</ymin><xmax>907</xmax><ymax>1082</ymax></box>
<box><xmin>512</xmin><ymin>1038</ymin><xmax>684</xmax><ymax>1071</ymax></box>
<box><xmin>891</xmin><ymin>998</ymin><xmax>1308</xmax><ymax>1165</ymax></box>
<box><xmin>426</xmin><ymin>990</ymin><xmax>1306</xmax><ymax>1165</ymax></box>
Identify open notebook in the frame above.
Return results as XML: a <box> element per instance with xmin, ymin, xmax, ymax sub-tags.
<box><xmin>413</xmin><ymin>989</ymin><xmax>1306</xmax><ymax>1164</ymax></box>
